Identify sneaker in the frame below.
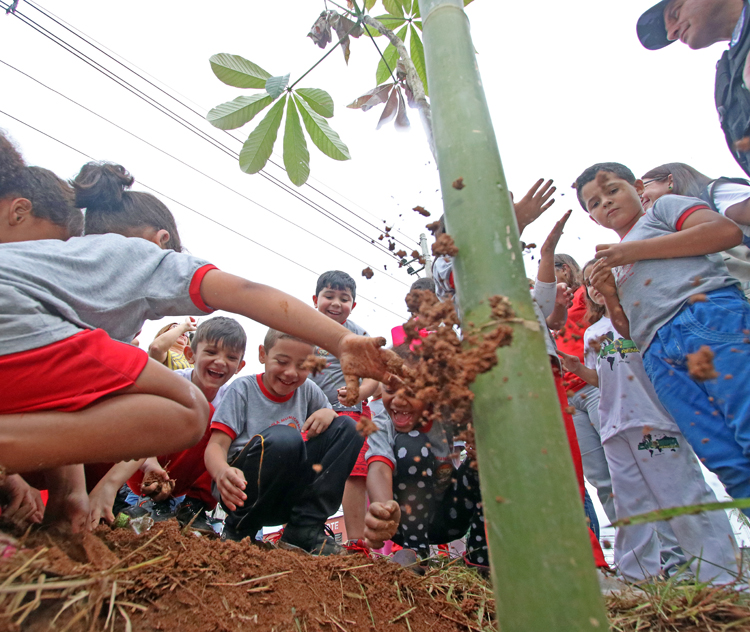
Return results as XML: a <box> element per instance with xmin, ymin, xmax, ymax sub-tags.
<box><xmin>278</xmin><ymin>523</ymin><xmax>348</xmax><ymax>556</ymax></box>
<box><xmin>146</xmin><ymin>499</ymin><xmax>175</xmax><ymax>522</ymax></box>
<box><xmin>175</xmin><ymin>498</ymin><xmax>215</xmax><ymax>536</ymax></box>
<box><xmin>221</xmin><ymin>523</ymin><xmax>273</xmax><ymax>548</ymax></box>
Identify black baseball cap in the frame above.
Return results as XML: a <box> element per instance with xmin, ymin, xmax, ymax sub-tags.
<box><xmin>637</xmin><ymin>0</ymin><xmax>673</xmax><ymax>50</ymax></box>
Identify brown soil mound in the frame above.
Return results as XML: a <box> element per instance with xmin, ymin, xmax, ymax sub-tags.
<box><xmin>0</xmin><ymin>522</ymin><xmax>483</xmax><ymax>632</ymax></box>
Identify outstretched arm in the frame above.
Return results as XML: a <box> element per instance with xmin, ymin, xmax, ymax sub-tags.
<box><xmin>365</xmin><ymin>460</ymin><xmax>400</xmax><ymax>549</ymax></box>
<box><xmin>148</xmin><ymin>318</ymin><xmax>196</xmax><ymax>363</ymax></box>
<box><xmin>513</xmin><ymin>178</ymin><xmax>556</xmax><ymax>235</ymax></box>
<box><xmin>594</xmin><ymin>209</ymin><xmax>742</xmax><ymax>267</ymax></box>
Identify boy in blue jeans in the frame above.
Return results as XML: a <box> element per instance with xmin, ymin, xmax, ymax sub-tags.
<box><xmin>575</xmin><ymin>162</ymin><xmax>750</xmax><ymax>507</ymax></box>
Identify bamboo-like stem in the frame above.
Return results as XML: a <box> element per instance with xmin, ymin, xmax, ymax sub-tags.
<box><xmin>417</xmin><ymin>1</ymin><xmax>608</xmax><ymax>630</ymax></box>
<box><xmin>361</xmin><ymin>15</ymin><xmax>436</xmax><ymax>161</ymax></box>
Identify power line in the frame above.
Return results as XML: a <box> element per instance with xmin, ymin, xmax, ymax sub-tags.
<box><xmin>24</xmin><ymin>0</ymin><xmax>421</xmax><ymax>247</ymax></box>
<box><xmin>7</xmin><ymin>0</ymin><xmax>420</xmax><ymax>253</ymax></box>
<box><xmin>0</xmin><ymin>58</ymin><xmax>411</xmax><ymax>286</ymax></box>
<box><xmin>0</xmin><ymin>107</ymin><xmax>409</xmax><ymax>320</ymax></box>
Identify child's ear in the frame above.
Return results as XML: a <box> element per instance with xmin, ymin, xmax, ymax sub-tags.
<box><xmin>258</xmin><ymin>344</ymin><xmax>267</xmax><ymax>364</ymax></box>
<box><xmin>236</xmin><ymin>359</ymin><xmax>246</xmax><ymax>374</ymax></box>
<box><xmin>8</xmin><ymin>197</ymin><xmax>33</xmax><ymax>225</ymax></box>
<box><xmin>183</xmin><ymin>345</ymin><xmax>195</xmax><ymax>364</ymax></box>
<box><xmin>634</xmin><ymin>179</ymin><xmax>645</xmax><ymax>196</ymax></box>
<box><xmin>351</xmin><ymin>301</ymin><xmax>357</xmax><ymax>311</ymax></box>
<box><xmin>312</xmin><ymin>295</ymin><xmax>318</xmax><ymax>308</ymax></box>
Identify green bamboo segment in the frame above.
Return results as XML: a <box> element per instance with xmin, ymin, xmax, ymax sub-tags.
<box><xmin>417</xmin><ymin>1</ymin><xmax>608</xmax><ymax>630</ymax></box>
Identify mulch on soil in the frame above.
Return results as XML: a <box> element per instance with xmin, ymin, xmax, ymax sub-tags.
<box><xmin>0</xmin><ymin>522</ymin><xmax>489</xmax><ymax>632</ymax></box>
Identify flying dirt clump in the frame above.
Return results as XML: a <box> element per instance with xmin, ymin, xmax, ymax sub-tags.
<box><xmin>432</xmin><ymin>234</ymin><xmax>459</xmax><ymax>257</ymax></box>
<box><xmin>413</xmin><ymin>205</ymin><xmax>431</xmax><ymax>217</ymax></box>
<box><xmin>399</xmin><ymin>290</ymin><xmax>513</xmax><ymax>428</ymax></box>
<box><xmin>301</xmin><ymin>355</ymin><xmax>327</xmax><ymax>376</ymax></box>
<box><xmin>361</xmin><ymin>267</ymin><xmax>374</xmax><ymax>279</ymax></box>
<box><xmin>687</xmin><ymin>345</ymin><xmax>719</xmax><ymax>381</ymax></box>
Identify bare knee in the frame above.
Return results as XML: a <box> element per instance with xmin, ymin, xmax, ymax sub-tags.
<box><xmin>179</xmin><ymin>381</ymin><xmax>210</xmax><ymax>448</ymax></box>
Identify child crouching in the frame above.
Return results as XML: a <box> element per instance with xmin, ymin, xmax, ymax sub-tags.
<box><xmin>205</xmin><ymin>329</ymin><xmax>364</xmax><ymax>554</ymax></box>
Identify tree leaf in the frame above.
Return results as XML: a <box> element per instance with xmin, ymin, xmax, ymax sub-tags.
<box><xmin>394</xmin><ymin>86</ymin><xmax>410</xmax><ymax>129</ymax></box>
<box><xmin>412</xmin><ymin>0</ymin><xmax>420</xmax><ymax>17</ymax></box>
<box><xmin>308</xmin><ymin>11</ymin><xmax>332</xmax><ymax>48</ymax></box>
<box><xmin>413</xmin><ymin>19</ymin><xmax>422</xmax><ymax>31</ymax></box>
<box><xmin>239</xmin><ymin>96</ymin><xmax>286</xmax><ymax>174</ymax></box>
<box><xmin>283</xmin><ymin>98</ymin><xmax>310</xmax><ymax>187</ymax></box>
<box><xmin>383</xmin><ymin>0</ymin><xmax>403</xmax><ymax>17</ymax></box>
<box><xmin>375</xmin><ymin>24</ymin><xmax>407</xmax><ymax>85</ymax></box>
<box><xmin>265</xmin><ymin>74</ymin><xmax>290</xmax><ymax>100</ymax></box>
<box><xmin>209</xmin><ymin>53</ymin><xmax>271</xmax><ymax>89</ymax></box>
<box><xmin>464</xmin><ymin>0</ymin><xmax>475</xmax><ymax>5</ymax></box>
<box><xmin>295</xmin><ymin>88</ymin><xmax>334</xmax><ymax>118</ymax></box>
<box><xmin>207</xmin><ymin>94</ymin><xmax>274</xmax><ymax>130</ymax></box>
<box><xmin>295</xmin><ymin>95</ymin><xmax>350</xmax><ymax>161</ymax></box>
<box><xmin>364</xmin><ymin>14</ymin><xmax>405</xmax><ymax>37</ymax></box>
<box><xmin>347</xmin><ymin>83</ymin><xmax>394</xmax><ymax>111</ymax></box>
<box><xmin>409</xmin><ymin>24</ymin><xmax>428</xmax><ymax>96</ymax></box>
<box><xmin>365</xmin><ymin>0</ymin><xmax>377</xmax><ymax>9</ymax></box>
<box><xmin>376</xmin><ymin>86</ymin><xmax>399</xmax><ymax>130</ymax></box>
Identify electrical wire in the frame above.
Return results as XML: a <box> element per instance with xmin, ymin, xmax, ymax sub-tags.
<box><xmin>10</xmin><ymin>0</ymin><xmax>421</xmax><ymax>250</ymax></box>
<box><xmin>0</xmin><ymin>107</ymin><xmax>409</xmax><ymax>320</ymax></box>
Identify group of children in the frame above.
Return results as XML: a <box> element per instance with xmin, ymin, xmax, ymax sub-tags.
<box><xmin>3</xmin><ymin>123</ymin><xmax>750</xmax><ymax>583</ymax></box>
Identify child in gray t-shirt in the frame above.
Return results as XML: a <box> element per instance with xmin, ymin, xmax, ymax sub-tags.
<box><xmin>576</xmin><ymin>162</ymin><xmax>750</xmax><ymax>512</ymax></box>
<box><xmin>0</xmin><ymin>161</ymin><xmax>397</xmax><ymax>533</ymax></box>
<box><xmin>205</xmin><ymin>329</ymin><xmax>364</xmax><ymax>555</ymax></box>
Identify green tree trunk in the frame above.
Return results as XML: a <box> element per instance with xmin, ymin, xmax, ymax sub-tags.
<box><xmin>417</xmin><ymin>1</ymin><xmax>608</xmax><ymax>630</ymax></box>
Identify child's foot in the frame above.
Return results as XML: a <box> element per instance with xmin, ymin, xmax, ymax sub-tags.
<box><xmin>175</xmin><ymin>498</ymin><xmax>216</xmax><ymax>536</ymax></box>
<box><xmin>144</xmin><ymin>499</ymin><xmax>175</xmax><ymax>523</ymax></box>
<box><xmin>278</xmin><ymin>523</ymin><xmax>348</xmax><ymax>556</ymax></box>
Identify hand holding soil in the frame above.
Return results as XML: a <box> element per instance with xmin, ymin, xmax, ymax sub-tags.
<box><xmin>140</xmin><ymin>468</ymin><xmax>175</xmax><ymax>502</ymax></box>
<box><xmin>0</xmin><ymin>474</ymin><xmax>44</xmax><ymax>526</ymax></box>
<box><xmin>338</xmin><ymin>334</ymin><xmax>404</xmax><ymax>406</ymax></box>
<box><xmin>364</xmin><ymin>500</ymin><xmax>400</xmax><ymax>549</ymax></box>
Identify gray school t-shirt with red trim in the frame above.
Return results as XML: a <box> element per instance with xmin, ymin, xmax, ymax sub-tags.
<box><xmin>614</xmin><ymin>195</ymin><xmax>739</xmax><ymax>351</ymax></box>
<box><xmin>0</xmin><ymin>233</ymin><xmax>214</xmax><ymax>356</ymax></box>
<box><xmin>211</xmin><ymin>374</ymin><xmax>332</xmax><ymax>461</ymax></box>
<box><xmin>310</xmin><ymin>318</ymin><xmax>368</xmax><ymax>413</ymax></box>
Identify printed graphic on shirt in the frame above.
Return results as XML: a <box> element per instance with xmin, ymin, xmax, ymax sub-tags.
<box><xmin>637</xmin><ymin>433</ymin><xmax>680</xmax><ymax>457</ymax></box>
<box><xmin>597</xmin><ymin>329</ymin><xmax>639</xmax><ymax>370</ymax></box>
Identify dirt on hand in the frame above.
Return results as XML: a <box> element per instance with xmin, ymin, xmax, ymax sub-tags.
<box><xmin>140</xmin><ymin>472</ymin><xmax>175</xmax><ymax>499</ymax></box>
<box><xmin>687</xmin><ymin>345</ymin><xmax>719</xmax><ymax>381</ymax></box>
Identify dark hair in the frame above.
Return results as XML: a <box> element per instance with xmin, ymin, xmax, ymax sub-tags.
<box><xmin>263</xmin><ymin>328</ymin><xmax>311</xmax><ymax>353</ymax></box>
<box><xmin>581</xmin><ymin>259</ymin><xmax>606</xmax><ymax>325</ymax></box>
<box><xmin>575</xmin><ymin>162</ymin><xmax>637</xmax><ymax>211</ymax></box>
<box><xmin>553</xmin><ymin>254</ymin><xmax>582</xmax><ymax>290</ymax></box>
<box><xmin>315</xmin><ymin>270</ymin><xmax>356</xmax><ymax>300</ymax></box>
<box><xmin>641</xmin><ymin>162</ymin><xmax>712</xmax><ymax>198</ymax></box>
<box><xmin>410</xmin><ymin>277</ymin><xmax>436</xmax><ymax>293</ymax></box>
<box><xmin>0</xmin><ymin>131</ymin><xmax>83</xmax><ymax>236</ymax></box>
<box><xmin>73</xmin><ymin>162</ymin><xmax>182</xmax><ymax>251</ymax></box>
<box><xmin>192</xmin><ymin>316</ymin><xmax>247</xmax><ymax>356</ymax></box>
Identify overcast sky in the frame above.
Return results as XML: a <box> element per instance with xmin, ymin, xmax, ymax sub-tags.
<box><xmin>2</xmin><ymin>0</ymin><xmax>748</xmax><ymax>536</ymax></box>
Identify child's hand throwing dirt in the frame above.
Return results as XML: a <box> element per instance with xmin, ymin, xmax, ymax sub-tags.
<box><xmin>364</xmin><ymin>500</ymin><xmax>400</xmax><ymax>549</ymax></box>
<box><xmin>339</xmin><ymin>335</ymin><xmax>404</xmax><ymax>407</ymax></box>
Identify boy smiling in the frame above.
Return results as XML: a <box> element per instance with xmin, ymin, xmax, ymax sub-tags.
<box><xmin>205</xmin><ymin>328</ymin><xmax>364</xmax><ymax>554</ymax></box>
<box><xmin>575</xmin><ymin>162</ymin><xmax>750</xmax><ymax>508</ymax></box>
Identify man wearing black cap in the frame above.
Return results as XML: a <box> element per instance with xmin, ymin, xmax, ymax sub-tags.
<box><xmin>637</xmin><ymin>0</ymin><xmax>750</xmax><ymax>174</ymax></box>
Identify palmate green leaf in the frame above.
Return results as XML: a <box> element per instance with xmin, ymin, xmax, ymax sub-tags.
<box><xmin>265</xmin><ymin>74</ymin><xmax>290</xmax><ymax>99</ymax></box>
<box><xmin>209</xmin><ymin>53</ymin><xmax>271</xmax><ymax>89</ymax></box>
<box><xmin>206</xmin><ymin>93</ymin><xmax>274</xmax><ymax>130</ymax></box>
<box><xmin>375</xmin><ymin>24</ymin><xmax>407</xmax><ymax>85</ymax></box>
<box><xmin>295</xmin><ymin>95</ymin><xmax>350</xmax><ymax>161</ymax></box>
<box><xmin>364</xmin><ymin>14</ymin><xmax>405</xmax><ymax>37</ymax></box>
<box><xmin>382</xmin><ymin>0</ymin><xmax>403</xmax><ymax>17</ymax></box>
<box><xmin>464</xmin><ymin>0</ymin><xmax>475</xmax><ymax>5</ymax></box>
<box><xmin>295</xmin><ymin>88</ymin><xmax>334</xmax><ymax>118</ymax></box>
<box><xmin>409</xmin><ymin>24</ymin><xmax>427</xmax><ymax>96</ymax></box>
<box><xmin>239</xmin><ymin>95</ymin><xmax>286</xmax><ymax>174</ymax></box>
<box><xmin>283</xmin><ymin>98</ymin><xmax>309</xmax><ymax>187</ymax></box>
<box><xmin>365</xmin><ymin>0</ymin><xmax>377</xmax><ymax>9</ymax></box>
<box><xmin>610</xmin><ymin>497</ymin><xmax>750</xmax><ymax>528</ymax></box>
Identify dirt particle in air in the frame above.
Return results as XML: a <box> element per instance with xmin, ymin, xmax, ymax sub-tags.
<box><xmin>301</xmin><ymin>355</ymin><xmax>327</xmax><ymax>376</ymax></box>
<box><xmin>687</xmin><ymin>345</ymin><xmax>719</xmax><ymax>381</ymax></box>
<box><xmin>735</xmin><ymin>137</ymin><xmax>750</xmax><ymax>152</ymax></box>
<box><xmin>688</xmin><ymin>293</ymin><xmax>707</xmax><ymax>303</ymax></box>
<box><xmin>413</xmin><ymin>205</ymin><xmax>431</xmax><ymax>217</ymax></box>
<box><xmin>452</xmin><ymin>177</ymin><xmax>465</xmax><ymax>190</ymax></box>
<box><xmin>396</xmin><ymin>249</ymin><xmax>407</xmax><ymax>258</ymax></box>
<box><xmin>361</xmin><ymin>267</ymin><xmax>374</xmax><ymax>279</ymax></box>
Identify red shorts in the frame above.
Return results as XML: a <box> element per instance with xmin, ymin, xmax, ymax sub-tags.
<box><xmin>346</xmin><ymin>403</ymin><xmax>371</xmax><ymax>478</ymax></box>
<box><xmin>0</xmin><ymin>329</ymin><xmax>149</xmax><ymax>414</ymax></box>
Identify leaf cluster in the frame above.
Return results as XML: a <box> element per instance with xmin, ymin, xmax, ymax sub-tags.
<box><xmin>206</xmin><ymin>54</ymin><xmax>350</xmax><ymax>186</ymax></box>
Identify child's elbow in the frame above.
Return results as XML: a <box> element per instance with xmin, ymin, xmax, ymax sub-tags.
<box><xmin>179</xmin><ymin>387</ymin><xmax>211</xmax><ymax>448</ymax></box>
<box><xmin>727</xmin><ymin>223</ymin><xmax>744</xmax><ymax>249</ymax></box>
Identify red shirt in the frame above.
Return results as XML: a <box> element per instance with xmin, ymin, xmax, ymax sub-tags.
<box><xmin>553</xmin><ymin>285</ymin><xmax>589</xmax><ymax>394</ymax></box>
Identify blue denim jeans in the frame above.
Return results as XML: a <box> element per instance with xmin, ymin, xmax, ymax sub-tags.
<box><xmin>643</xmin><ymin>286</ymin><xmax>750</xmax><ymax>507</ymax></box>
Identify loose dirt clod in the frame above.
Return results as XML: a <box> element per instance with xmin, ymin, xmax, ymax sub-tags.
<box><xmin>396</xmin><ymin>249</ymin><xmax>407</xmax><ymax>258</ymax></box>
<box><xmin>413</xmin><ymin>205</ymin><xmax>431</xmax><ymax>217</ymax></box>
<box><xmin>361</xmin><ymin>267</ymin><xmax>374</xmax><ymax>279</ymax></box>
<box><xmin>426</xmin><ymin>221</ymin><xmax>440</xmax><ymax>236</ymax></box>
<box><xmin>141</xmin><ymin>472</ymin><xmax>175</xmax><ymax>498</ymax></box>
<box><xmin>688</xmin><ymin>293</ymin><xmax>707</xmax><ymax>303</ymax></box>
<box><xmin>431</xmin><ymin>235</ymin><xmax>459</xmax><ymax>257</ymax></box>
<box><xmin>302</xmin><ymin>355</ymin><xmax>327</xmax><ymax>376</ymax></box>
<box><xmin>735</xmin><ymin>136</ymin><xmax>750</xmax><ymax>152</ymax></box>
<box><xmin>452</xmin><ymin>177</ymin><xmax>465</xmax><ymax>190</ymax></box>
<box><xmin>687</xmin><ymin>345</ymin><xmax>719</xmax><ymax>381</ymax></box>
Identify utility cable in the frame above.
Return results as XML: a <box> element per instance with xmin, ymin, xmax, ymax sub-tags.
<box><xmin>0</xmin><ymin>107</ymin><xmax>409</xmax><ymax>320</ymax></box>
